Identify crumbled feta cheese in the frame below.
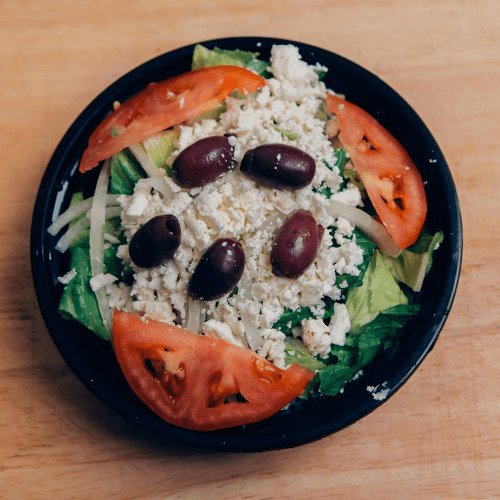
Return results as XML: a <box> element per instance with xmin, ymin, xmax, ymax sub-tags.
<box><xmin>301</xmin><ymin>318</ymin><xmax>332</xmax><ymax>358</ymax></box>
<box><xmin>114</xmin><ymin>44</ymin><xmax>364</xmax><ymax>369</ymax></box>
<box><xmin>367</xmin><ymin>381</ymin><xmax>390</xmax><ymax>401</ymax></box>
<box><xmin>329</xmin><ymin>303</ymin><xmax>351</xmax><ymax>346</ymax></box>
<box><xmin>90</xmin><ymin>273</ymin><xmax>117</xmax><ymax>292</ymax></box>
<box><xmin>57</xmin><ymin>268</ymin><xmax>77</xmax><ymax>285</ymax></box>
<box><xmin>300</xmin><ymin>303</ymin><xmax>351</xmax><ymax>357</ymax></box>
<box><xmin>126</xmin><ymin>193</ymin><xmax>149</xmax><ymax>217</ymax></box>
<box><xmin>202</xmin><ymin>319</ymin><xmax>244</xmax><ymax>347</ymax></box>
<box><xmin>257</xmin><ymin>329</ymin><xmax>287</xmax><ymax>369</ymax></box>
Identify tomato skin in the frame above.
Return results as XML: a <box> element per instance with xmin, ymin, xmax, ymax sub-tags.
<box><xmin>79</xmin><ymin>66</ymin><xmax>266</xmax><ymax>173</ymax></box>
<box><xmin>326</xmin><ymin>93</ymin><xmax>427</xmax><ymax>249</ymax></box>
<box><xmin>113</xmin><ymin>310</ymin><xmax>314</xmax><ymax>431</ymax></box>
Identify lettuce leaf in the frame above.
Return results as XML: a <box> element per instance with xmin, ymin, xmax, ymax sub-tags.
<box><xmin>381</xmin><ymin>231</ymin><xmax>444</xmax><ymax>292</ymax></box>
<box><xmin>345</xmin><ymin>250</ymin><xmax>409</xmax><ymax>331</ymax></box>
<box><xmin>191</xmin><ymin>44</ymin><xmax>271</xmax><ymax>77</ymax></box>
<box><xmin>109</xmin><ymin>148</ymin><xmax>147</xmax><ymax>195</ymax></box>
<box><xmin>317</xmin><ymin>304</ymin><xmax>421</xmax><ymax>396</ymax></box>
<box><xmin>57</xmin><ymin>193</ymin><xmax>126</xmax><ymax>340</ymax></box>
<box><xmin>285</xmin><ymin>337</ymin><xmax>326</xmax><ymax>372</ymax></box>
<box><xmin>58</xmin><ymin>242</ymin><xmax>123</xmax><ymax>339</ymax></box>
<box><xmin>141</xmin><ymin>131</ymin><xmax>179</xmax><ymax>172</ymax></box>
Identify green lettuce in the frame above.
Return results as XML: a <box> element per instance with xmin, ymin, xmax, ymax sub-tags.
<box><xmin>317</xmin><ymin>304</ymin><xmax>421</xmax><ymax>396</ymax></box>
<box><xmin>141</xmin><ymin>131</ymin><xmax>179</xmax><ymax>173</ymax></box>
<box><xmin>381</xmin><ymin>231</ymin><xmax>444</xmax><ymax>292</ymax></box>
<box><xmin>285</xmin><ymin>337</ymin><xmax>326</xmax><ymax>372</ymax></box>
<box><xmin>346</xmin><ymin>250</ymin><xmax>409</xmax><ymax>331</ymax></box>
<box><xmin>109</xmin><ymin>148</ymin><xmax>147</xmax><ymax>195</ymax></box>
<box><xmin>191</xmin><ymin>44</ymin><xmax>270</xmax><ymax>77</ymax></box>
<box><xmin>58</xmin><ymin>239</ymin><xmax>124</xmax><ymax>340</ymax></box>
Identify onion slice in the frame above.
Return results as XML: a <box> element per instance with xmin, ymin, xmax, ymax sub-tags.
<box><xmin>89</xmin><ymin>159</ymin><xmax>113</xmax><ymax>338</ymax></box>
<box><xmin>186</xmin><ymin>297</ymin><xmax>203</xmax><ymax>333</ymax></box>
<box><xmin>141</xmin><ymin>176</ymin><xmax>174</xmax><ymax>200</ymax></box>
<box><xmin>326</xmin><ymin>199</ymin><xmax>401</xmax><ymax>257</ymax></box>
<box><xmin>54</xmin><ymin>205</ymin><xmax>122</xmax><ymax>253</ymax></box>
<box><xmin>128</xmin><ymin>143</ymin><xmax>163</xmax><ymax>178</ymax></box>
<box><xmin>48</xmin><ymin>195</ymin><xmax>121</xmax><ymax>236</ymax></box>
<box><xmin>54</xmin><ymin>217</ymin><xmax>90</xmax><ymax>253</ymax></box>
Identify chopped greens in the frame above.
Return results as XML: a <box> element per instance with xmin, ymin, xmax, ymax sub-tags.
<box><xmin>271</xmin><ymin>123</ymin><xmax>298</xmax><ymax>141</ymax></box>
<box><xmin>345</xmin><ymin>250</ymin><xmax>409</xmax><ymax>332</ymax></box>
<box><xmin>109</xmin><ymin>149</ymin><xmax>147</xmax><ymax>195</ymax></box>
<box><xmin>191</xmin><ymin>44</ymin><xmax>271</xmax><ymax>77</ymax></box>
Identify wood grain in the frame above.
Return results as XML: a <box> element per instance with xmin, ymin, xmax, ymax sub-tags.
<box><xmin>1</xmin><ymin>0</ymin><xmax>499</xmax><ymax>498</ymax></box>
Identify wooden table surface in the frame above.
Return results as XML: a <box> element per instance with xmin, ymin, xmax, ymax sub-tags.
<box><xmin>1</xmin><ymin>0</ymin><xmax>498</xmax><ymax>498</ymax></box>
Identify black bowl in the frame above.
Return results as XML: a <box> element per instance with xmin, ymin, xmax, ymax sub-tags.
<box><xmin>30</xmin><ymin>37</ymin><xmax>462</xmax><ymax>452</ymax></box>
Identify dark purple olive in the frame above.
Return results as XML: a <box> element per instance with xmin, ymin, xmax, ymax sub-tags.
<box><xmin>172</xmin><ymin>136</ymin><xmax>235</xmax><ymax>188</ymax></box>
<box><xmin>270</xmin><ymin>210</ymin><xmax>324</xmax><ymax>279</ymax></box>
<box><xmin>188</xmin><ymin>239</ymin><xmax>245</xmax><ymax>301</ymax></box>
<box><xmin>129</xmin><ymin>215</ymin><xmax>181</xmax><ymax>268</ymax></box>
<box><xmin>240</xmin><ymin>144</ymin><xmax>316</xmax><ymax>190</ymax></box>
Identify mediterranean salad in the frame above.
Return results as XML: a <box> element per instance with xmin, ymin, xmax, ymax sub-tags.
<box><xmin>50</xmin><ymin>43</ymin><xmax>443</xmax><ymax>431</ymax></box>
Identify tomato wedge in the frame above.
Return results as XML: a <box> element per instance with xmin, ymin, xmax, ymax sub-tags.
<box><xmin>326</xmin><ymin>93</ymin><xmax>427</xmax><ymax>249</ymax></box>
<box><xmin>113</xmin><ymin>310</ymin><xmax>314</xmax><ymax>431</ymax></box>
<box><xmin>79</xmin><ymin>66</ymin><xmax>266</xmax><ymax>173</ymax></box>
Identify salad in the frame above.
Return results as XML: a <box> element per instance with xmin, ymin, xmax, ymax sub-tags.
<box><xmin>50</xmin><ymin>43</ymin><xmax>443</xmax><ymax>431</ymax></box>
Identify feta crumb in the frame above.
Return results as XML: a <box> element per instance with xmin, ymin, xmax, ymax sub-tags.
<box><xmin>257</xmin><ymin>329</ymin><xmax>287</xmax><ymax>369</ymax></box>
<box><xmin>301</xmin><ymin>318</ymin><xmax>332</xmax><ymax>358</ymax></box>
<box><xmin>57</xmin><ymin>268</ymin><xmax>77</xmax><ymax>284</ymax></box>
<box><xmin>202</xmin><ymin>319</ymin><xmax>245</xmax><ymax>347</ymax></box>
<box><xmin>329</xmin><ymin>303</ymin><xmax>351</xmax><ymax>346</ymax></box>
<box><xmin>367</xmin><ymin>382</ymin><xmax>390</xmax><ymax>401</ymax></box>
<box><xmin>90</xmin><ymin>273</ymin><xmax>117</xmax><ymax>292</ymax></box>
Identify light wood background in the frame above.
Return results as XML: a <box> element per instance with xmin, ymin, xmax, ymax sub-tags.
<box><xmin>1</xmin><ymin>0</ymin><xmax>499</xmax><ymax>498</ymax></box>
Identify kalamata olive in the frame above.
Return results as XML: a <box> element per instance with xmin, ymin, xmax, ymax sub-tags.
<box><xmin>240</xmin><ymin>144</ymin><xmax>316</xmax><ymax>190</ymax></box>
<box><xmin>172</xmin><ymin>135</ymin><xmax>235</xmax><ymax>188</ymax></box>
<box><xmin>129</xmin><ymin>215</ymin><xmax>181</xmax><ymax>268</ymax></box>
<box><xmin>188</xmin><ymin>239</ymin><xmax>245</xmax><ymax>301</ymax></box>
<box><xmin>270</xmin><ymin>210</ymin><xmax>324</xmax><ymax>279</ymax></box>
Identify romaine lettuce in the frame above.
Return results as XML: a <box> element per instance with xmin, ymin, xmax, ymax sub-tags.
<box><xmin>191</xmin><ymin>45</ymin><xmax>271</xmax><ymax>77</ymax></box>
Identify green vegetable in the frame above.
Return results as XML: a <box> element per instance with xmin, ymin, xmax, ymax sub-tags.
<box><xmin>285</xmin><ymin>337</ymin><xmax>326</xmax><ymax>371</ymax></box>
<box><xmin>192</xmin><ymin>45</ymin><xmax>271</xmax><ymax>77</ymax></box>
<box><xmin>345</xmin><ymin>250</ymin><xmax>409</xmax><ymax>331</ymax></box>
<box><xmin>141</xmin><ymin>131</ymin><xmax>179</xmax><ymax>172</ymax></box>
<box><xmin>381</xmin><ymin>231</ymin><xmax>444</xmax><ymax>291</ymax></box>
<box><xmin>315</xmin><ymin>304</ymin><xmax>420</xmax><ymax>396</ymax></box>
<box><xmin>271</xmin><ymin>123</ymin><xmax>298</xmax><ymax>141</ymax></box>
<box><xmin>58</xmin><ymin>241</ymin><xmax>124</xmax><ymax>340</ymax></box>
<box><xmin>109</xmin><ymin>149</ymin><xmax>147</xmax><ymax>195</ymax></box>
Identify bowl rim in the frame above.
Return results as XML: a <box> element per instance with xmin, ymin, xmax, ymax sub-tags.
<box><xmin>30</xmin><ymin>36</ymin><xmax>463</xmax><ymax>452</ymax></box>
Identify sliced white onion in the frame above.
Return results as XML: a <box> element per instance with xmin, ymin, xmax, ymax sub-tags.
<box><xmin>129</xmin><ymin>143</ymin><xmax>163</xmax><ymax>178</ymax></box>
<box><xmin>54</xmin><ymin>205</ymin><xmax>123</xmax><ymax>253</ymax></box>
<box><xmin>259</xmin><ymin>211</ymin><xmax>286</xmax><ymax>237</ymax></box>
<box><xmin>413</xmin><ymin>252</ymin><xmax>431</xmax><ymax>293</ymax></box>
<box><xmin>141</xmin><ymin>175</ymin><xmax>174</xmax><ymax>200</ymax></box>
<box><xmin>55</xmin><ymin>217</ymin><xmax>90</xmax><ymax>253</ymax></box>
<box><xmin>325</xmin><ymin>199</ymin><xmax>401</xmax><ymax>256</ymax></box>
<box><xmin>186</xmin><ymin>297</ymin><xmax>202</xmax><ymax>333</ymax></box>
<box><xmin>103</xmin><ymin>206</ymin><xmax>122</xmax><ymax>219</ymax></box>
<box><xmin>48</xmin><ymin>195</ymin><xmax>121</xmax><ymax>236</ymax></box>
<box><xmin>89</xmin><ymin>159</ymin><xmax>113</xmax><ymax>338</ymax></box>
